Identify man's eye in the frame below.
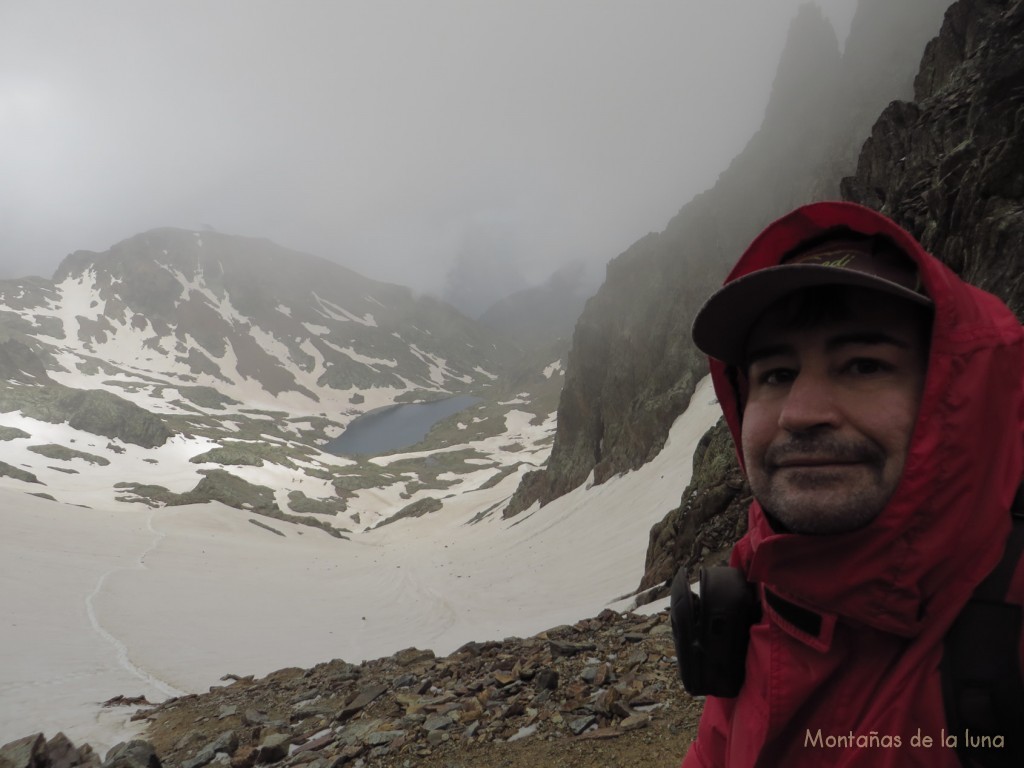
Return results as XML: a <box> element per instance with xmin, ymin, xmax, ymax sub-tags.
<box><xmin>844</xmin><ymin>358</ymin><xmax>891</xmax><ymax>375</ymax></box>
<box><xmin>757</xmin><ymin>368</ymin><xmax>795</xmax><ymax>386</ymax></box>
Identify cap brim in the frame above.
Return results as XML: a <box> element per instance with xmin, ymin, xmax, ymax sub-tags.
<box><xmin>691</xmin><ymin>265</ymin><xmax>933</xmax><ymax>366</ymax></box>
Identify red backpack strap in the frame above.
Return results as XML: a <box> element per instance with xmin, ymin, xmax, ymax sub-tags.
<box><xmin>941</xmin><ymin>485</ymin><xmax>1024</xmax><ymax>767</ymax></box>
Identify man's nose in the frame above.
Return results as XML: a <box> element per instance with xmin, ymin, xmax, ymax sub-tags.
<box><xmin>777</xmin><ymin>372</ymin><xmax>841</xmax><ymax>432</ymax></box>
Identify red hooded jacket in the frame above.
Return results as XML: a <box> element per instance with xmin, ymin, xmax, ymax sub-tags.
<box><xmin>682</xmin><ymin>202</ymin><xmax>1024</xmax><ymax>767</ymax></box>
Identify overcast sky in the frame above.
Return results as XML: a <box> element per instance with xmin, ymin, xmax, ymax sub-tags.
<box><xmin>0</xmin><ymin>1</ymin><xmax>857</xmax><ymax>299</ymax></box>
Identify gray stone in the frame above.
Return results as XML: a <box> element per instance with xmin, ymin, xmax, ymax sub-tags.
<box><xmin>46</xmin><ymin>733</ymin><xmax>100</xmax><ymax>768</ymax></box>
<box><xmin>101</xmin><ymin>741</ymin><xmax>160</xmax><ymax>768</ymax></box>
<box><xmin>620</xmin><ymin>713</ymin><xmax>651</xmax><ymax>732</ymax></box>
<box><xmin>425</xmin><ymin>731</ymin><xmax>447</xmax><ymax>747</ymax></box>
<box><xmin>180</xmin><ymin>748</ymin><xmax>215</xmax><ymax>768</ymax></box>
<box><xmin>567</xmin><ymin>716</ymin><xmax>597</xmax><ymax>736</ymax></box>
<box><xmin>242</xmin><ymin>710</ymin><xmax>268</xmax><ymax>726</ymax></box>
<box><xmin>337</xmin><ymin>720</ymin><xmax>384</xmax><ymax>746</ymax></box>
<box><xmin>548</xmin><ymin>640</ymin><xmax>595</xmax><ymax>657</ymax></box>
<box><xmin>338</xmin><ymin>684</ymin><xmax>388</xmax><ymax>720</ymax></box>
<box><xmin>208</xmin><ymin>733</ymin><xmax>237</xmax><ymax>756</ymax></box>
<box><xmin>422</xmin><ymin>714</ymin><xmax>452</xmax><ymax>732</ymax></box>
<box><xmin>0</xmin><ymin>734</ymin><xmax>45</xmax><ymax>768</ymax></box>
<box><xmin>290</xmin><ymin>704</ymin><xmax>335</xmax><ymax>723</ymax></box>
<box><xmin>254</xmin><ymin>735</ymin><xmax>290</xmax><ymax>765</ymax></box>
<box><xmin>391</xmin><ymin>673</ymin><xmax>416</xmax><ymax>688</ymax></box>
<box><xmin>534</xmin><ymin>668</ymin><xmax>559</xmax><ymax>690</ymax></box>
<box><xmin>393</xmin><ymin>648</ymin><xmax>435</xmax><ymax>667</ymax></box>
<box><xmin>364</xmin><ymin>731</ymin><xmax>404</xmax><ymax>747</ymax></box>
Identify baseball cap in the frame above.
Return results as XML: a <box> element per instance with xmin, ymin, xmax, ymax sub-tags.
<box><xmin>691</xmin><ymin>237</ymin><xmax>934</xmax><ymax>366</ymax></box>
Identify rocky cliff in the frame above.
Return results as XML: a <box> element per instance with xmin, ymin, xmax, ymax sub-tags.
<box><xmin>842</xmin><ymin>0</ymin><xmax>1024</xmax><ymax>315</ymax></box>
<box><xmin>505</xmin><ymin>0</ymin><xmax>950</xmax><ymax>518</ymax></box>
<box><xmin>642</xmin><ymin>0</ymin><xmax>1024</xmax><ymax>597</ymax></box>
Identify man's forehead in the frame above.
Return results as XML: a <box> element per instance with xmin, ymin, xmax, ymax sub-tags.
<box><xmin>744</xmin><ymin>287</ymin><xmax>930</xmax><ymax>358</ymax></box>
<box><xmin>746</xmin><ymin>327</ymin><xmax>914</xmax><ymax>362</ymax></box>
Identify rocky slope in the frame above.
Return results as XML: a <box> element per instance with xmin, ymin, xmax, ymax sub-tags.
<box><xmin>641</xmin><ymin>0</ymin><xmax>1024</xmax><ymax>601</ymax></box>
<box><xmin>2</xmin><ymin>608</ymin><xmax>701</xmax><ymax>768</ymax></box>
<box><xmin>504</xmin><ymin>0</ymin><xmax>950</xmax><ymax>518</ymax></box>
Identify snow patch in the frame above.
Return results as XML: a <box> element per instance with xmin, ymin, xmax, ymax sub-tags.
<box><xmin>543</xmin><ymin>360</ymin><xmax>563</xmax><ymax>378</ymax></box>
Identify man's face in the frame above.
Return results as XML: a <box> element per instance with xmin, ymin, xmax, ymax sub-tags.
<box><xmin>740</xmin><ymin>287</ymin><xmax>929</xmax><ymax>535</ymax></box>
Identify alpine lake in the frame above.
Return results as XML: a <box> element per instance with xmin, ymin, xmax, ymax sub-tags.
<box><xmin>323</xmin><ymin>395</ymin><xmax>481</xmax><ymax>457</ymax></box>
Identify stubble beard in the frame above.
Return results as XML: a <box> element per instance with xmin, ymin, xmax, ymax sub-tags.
<box><xmin>748</xmin><ymin>435</ymin><xmax>895</xmax><ymax>535</ymax></box>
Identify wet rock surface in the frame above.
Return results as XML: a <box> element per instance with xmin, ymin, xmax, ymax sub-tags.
<box><xmin>4</xmin><ymin>610</ymin><xmax>700</xmax><ymax>768</ymax></box>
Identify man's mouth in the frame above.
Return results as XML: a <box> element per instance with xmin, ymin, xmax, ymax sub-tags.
<box><xmin>774</xmin><ymin>457</ymin><xmax>863</xmax><ymax>468</ymax></box>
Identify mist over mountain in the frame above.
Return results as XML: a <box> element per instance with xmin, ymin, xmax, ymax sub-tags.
<box><xmin>639</xmin><ymin>0</ymin><xmax>1024</xmax><ymax>599</ymax></box>
<box><xmin>1</xmin><ymin>228</ymin><xmax>516</xmax><ymax>405</ymax></box>
<box><xmin>504</xmin><ymin>0</ymin><xmax>951</xmax><ymax>518</ymax></box>
<box><xmin>0</xmin><ymin>227</ymin><xmax>567</xmax><ymax>531</ymax></box>
<box><xmin>477</xmin><ymin>261</ymin><xmax>600</xmax><ymax>347</ymax></box>
<box><xmin>9</xmin><ymin>2</ymin><xmax>1024</xmax><ymax>763</ymax></box>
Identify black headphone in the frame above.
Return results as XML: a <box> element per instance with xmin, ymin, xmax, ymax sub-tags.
<box><xmin>670</xmin><ymin>565</ymin><xmax>760</xmax><ymax>698</ymax></box>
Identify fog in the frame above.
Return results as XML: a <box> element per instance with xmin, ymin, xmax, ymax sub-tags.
<box><xmin>0</xmin><ymin>1</ymin><xmax>857</xmax><ymax>308</ymax></box>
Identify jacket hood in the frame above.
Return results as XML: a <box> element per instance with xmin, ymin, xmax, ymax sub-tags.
<box><xmin>708</xmin><ymin>201</ymin><xmax>1024</xmax><ymax>636</ymax></box>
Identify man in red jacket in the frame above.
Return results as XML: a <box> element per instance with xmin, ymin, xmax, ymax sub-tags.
<box><xmin>682</xmin><ymin>201</ymin><xmax>1023</xmax><ymax>767</ymax></box>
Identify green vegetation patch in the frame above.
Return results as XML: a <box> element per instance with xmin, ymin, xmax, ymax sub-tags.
<box><xmin>167</xmin><ymin>469</ymin><xmax>347</xmax><ymax>539</ymax></box>
<box><xmin>249</xmin><ymin>518</ymin><xmax>285</xmax><ymax>537</ymax></box>
<box><xmin>287</xmin><ymin>490</ymin><xmax>347</xmax><ymax>516</ymax></box>
<box><xmin>375</xmin><ymin>496</ymin><xmax>443</xmax><ymax>528</ymax></box>
<box><xmin>0</xmin><ymin>425</ymin><xmax>30</xmax><ymax>441</ymax></box>
<box><xmin>190</xmin><ymin>441</ymin><xmax>292</xmax><ymax>468</ymax></box>
<box><xmin>329</xmin><ymin>448</ymin><xmax>494</xmax><ymax>504</ymax></box>
<box><xmin>331</xmin><ymin>466</ymin><xmax>403</xmax><ymax>497</ymax></box>
<box><xmin>0</xmin><ymin>460</ymin><xmax>41</xmax><ymax>484</ymax></box>
<box><xmin>177</xmin><ymin>385</ymin><xmax>241</xmax><ymax>410</ymax></box>
<box><xmin>0</xmin><ymin>382</ymin><xmax>172</xmax><ymax>447</ymax></box>
<box><xmin>403</xmin><ymin>399</ymin><xmax>510</xmax><ymax>451</ymax></box>
<box><xmin>173</xmin><ymin>468</ymin><xmax>278</xmax><ymax>510</ymax></box>
<box><xmin>476</xmin><ymin>463</ymin><xmax>523</xmax><ymax>491</ymax></box>
<box><xmin>114</xmin><ymin>482</ymin><xmax>179</xmax><ymax>507</ymax></box>
<box><xmin>387</xmin><ymin>448</ymin><xmax>494</xmax><ymax>482</ymax></box>
<box><xmin>27</xmin><ymin>444</ymin><xmax>110</xmax><ymax>466</ymax></box>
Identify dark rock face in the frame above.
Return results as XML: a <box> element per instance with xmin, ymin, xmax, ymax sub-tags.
<box><xmin>505</xmin><ymin>0</ymin><xmax>949</xmax><ymax>517</ymax></box>
<box><xmin>842</xmin><ymin>0</ymin><xmax>1024</xmax><ymax>317</ymax></box>
<box><xmin>639</xmin><ymin>419</ymin><xmax>750</xmax><ymax>599</ymax></box>
<box><xmin>642</xmin><ymin>0</ymin><xmax>1024</xmax><ymax>594</ymax></box>
<box><xmin>0</xmin><ymin>339</ymin><xmax>52</xmax><ymax>384</ymax></box>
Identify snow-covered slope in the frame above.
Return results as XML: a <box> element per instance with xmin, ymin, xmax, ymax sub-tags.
<box><xmin>0</xmin><ymin>228</ymin><xmax>716</xmax><ymax>753</ymax></box>
<box><xmin>0</xmin><ymin>377</ymin><xmax>719</xmax><ymax>754</ymax></box>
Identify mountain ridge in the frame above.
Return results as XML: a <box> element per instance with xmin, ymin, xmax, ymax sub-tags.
<box><xmin>0</xmin><ymin>227</ymin><xmax>562</xmax><ymax>532</ymax></box>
